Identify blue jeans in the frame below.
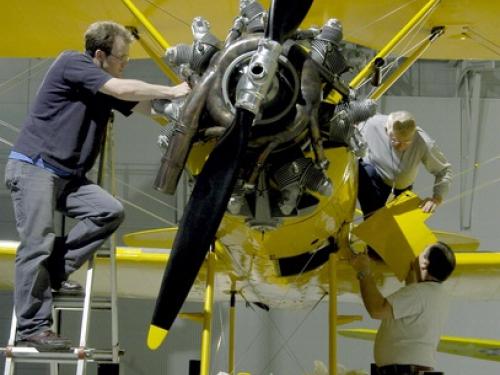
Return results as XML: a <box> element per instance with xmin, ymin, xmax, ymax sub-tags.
<box><xmin>4</xmin><ymin>159</ymin><xmax>124</xmax><ymax>338</ymax></box>
<box><xmin>358</xmin><ymin>159</ymin><xmax>412</xmax><ymax>218</ymax></box>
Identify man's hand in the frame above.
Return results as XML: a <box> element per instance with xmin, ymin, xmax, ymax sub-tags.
<box><xmin>350</xmin><ymin>253</ymin><xmax>371</xmax><ymax>274</ymax></box>
<box><xmin>420</xmin><ymin>196</ymin><xmax>442</xmax><ymax>213</ymax></box>
<box><xmin>168</xmin><ymin>82</ymin><xmax>191</xmax><ymax>99</ymax></box>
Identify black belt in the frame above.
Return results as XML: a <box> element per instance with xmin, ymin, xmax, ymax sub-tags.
<box><xmin>377</xmin><ymin>364</ymin><xmax>434</xmax><ymax>375</ymax></box>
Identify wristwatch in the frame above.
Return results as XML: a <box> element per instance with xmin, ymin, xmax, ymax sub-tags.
<box><xmin>356</xmin><ymin>270</ymin><xmax>371</xmax><ymax>280</ymax></box>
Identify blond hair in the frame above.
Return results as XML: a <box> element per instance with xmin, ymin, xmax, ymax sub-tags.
<box><xmin>84</xmin><ymin>21</ymin><xmax>133</xmax><ymax>57</ymax></box>
<box><xmin>386</xmin><ymin>111</ymin><xmax>416</xmax><ymax>138</ymax></box>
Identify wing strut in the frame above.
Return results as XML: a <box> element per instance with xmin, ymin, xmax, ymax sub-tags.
<box><xmin>324</xmin><ymin>0</ymin><xmax>442</xmax><ymax>104</ymax></box>
<box><xmin>328</xmin><ymin>253</ymin><xmax>338</xmax><ymax>375</ymax></box>
<box><xmin>370</xmin><ymin>26</ymin><xmax>445</xmax><ymax>100</ymax></box>
<box><xmin>349</xmin><ymin>0</ymin><xmax>441</xmax><ymax>90</ymax></box>
<box><xmin>121</xmin><ymin>0</ymin><xmax>180</xmax><ymax>84</ymax></box>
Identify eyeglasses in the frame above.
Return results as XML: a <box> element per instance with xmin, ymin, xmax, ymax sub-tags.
<box><xmin>390</xmin><ymin>137</ymin><xmax>412</xmax><ymax>146</ymax></box>
<box><xmin>389</xmin><ymin>132</ymin><xmax>413</xmax><ymax>146</ymax></box>
<box><xmin>108</xmin><ymin>53</ymin><xmax>129</xmax><ymax>63</ymax></box>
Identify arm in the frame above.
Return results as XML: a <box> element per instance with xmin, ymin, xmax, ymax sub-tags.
<box><xmin>351</xmin><ymin>254</ymin><xmax>393</xmax><ymax>319</ymax></box>
<box><xmin>420</xmin><ymin>195</ymin><xmax>442</xmax><ymax>213</ymax></box>
<box><xmin>100</xmin><ymin>79</ymin><xmax>190</xmax><ymax>102</ymax></box>
<box><xmin>421</xmin><ymin>141</ymin><xmax>452</xmax><ymax>213</ymax></box>
<box><xmin>359</xmin><ymin>273</ymin><xmax>394</xmax><ymax>319</ymax></box>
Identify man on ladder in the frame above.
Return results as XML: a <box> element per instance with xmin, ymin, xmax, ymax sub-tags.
<box><xmin>4</xmin><ymin>21</ymin><xmax>190</xmax><ymax>351</ymax></box>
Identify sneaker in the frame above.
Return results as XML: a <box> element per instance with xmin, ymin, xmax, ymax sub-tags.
<box><xmin>16</xmin><ymin>329</ymin><xmax>71</xmax><ymax>351</ymax></box>
<box><xmin>52</xmin><ymin>280</ymin><xmax>83</xmax><ymax>295</ymax></box>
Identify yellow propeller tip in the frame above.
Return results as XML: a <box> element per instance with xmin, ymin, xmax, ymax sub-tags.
<box><xmin>147</xmin><ymin>325</ymin><xmax>168</xmax><ymax>350</ymax></box>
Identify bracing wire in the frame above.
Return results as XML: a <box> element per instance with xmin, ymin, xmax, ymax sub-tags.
<box><xmin>351</xmin><ymin>153</ymin><xmax>500</xmax><ymax>224</ymax></box>
<box><xmin>464</xmin><ymin>28</ymin><xmax>500</xmax><ymax>58</ymax></box>
<box><xmin>230</xmin><ymin>293</ymin><xmax>311</xmax><ymax>375</ymax></box>
<box><xmin>140</xmin><ymin>0</ymin><xmax>191</xmax><ymax>28</ymax></box>
<box><xmin>0</xmin><ymin>136</ymin><xmax>13</xmax><ymax>147</ymax></box>
<box><xmin>345</xmin><ymin>0</ymin><xmax>421</xmax><ymax>39</ymax></box>
<box><xmin>0</xmin><ymin>119</ymin><xmax>21</xmax><ymax>133</ymax></box>
<box><xmin>0</xmin><ymin>59</ymin><xmax>51</xmax><ymax>96</ymax></box>
<box><xmin>116</xmin><ymin>196</ymin><xmax>176</xmax><ymax>226</ymax></box>
<box><xmin>353</xmin><ymin>0</ymin><xmax>438</xmax><ymax>95</ymax></box>
<box><xmin>111</xmin><ymin>174</ymin><xmax>179</xmax><ymax>212</ymax></box>
<box><xmin>211</xmin><ymin>304</ymin><xmax>228</xmax><ymax>375</ymax></box>
<box><xmin>257</xmin><ymin>294</ymin><xmax>327</xmax><ymax>375</ymax></box>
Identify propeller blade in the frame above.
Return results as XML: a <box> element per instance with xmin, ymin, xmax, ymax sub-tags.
<box><xmin>266</xmin><ymin>0</ymin><xmax>314</xmax><ymax>42</ymax></box>
<box><xmin>148</xmin><ymin>109</ymin><xmax>254</xmax><ymax>350</ymax></box>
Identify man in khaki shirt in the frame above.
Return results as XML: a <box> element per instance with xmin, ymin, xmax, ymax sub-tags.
<box><xmin>351</xmin><ymin>242</ymin><xmax>456</xmax><ymax>375</ymax></box>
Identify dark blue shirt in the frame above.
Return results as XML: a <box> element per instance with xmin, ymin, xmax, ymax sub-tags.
<box><xmin>13</xmin><ymin>51</ymin><xmax>137</xmax><ymax>178</ymax></box>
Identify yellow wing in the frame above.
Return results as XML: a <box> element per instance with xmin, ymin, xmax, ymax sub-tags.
<box><xmin>3</xmin><ymin>1</ymin><xmax>500</xmax><ymax>60</ymax></box>
<box><xmin>122</xmin><ymin>227</ymin><xmax>178</xmax><ymax>249</ymax></box>
<box><xmin>432</xmin><ymin>230</ymin><xmax>480</xmax><ymax>252</ymax></box>
<box><xmin>339</xmin><ymin>328</ymin><xmax>500</xmax><ymax>362</ymax></box>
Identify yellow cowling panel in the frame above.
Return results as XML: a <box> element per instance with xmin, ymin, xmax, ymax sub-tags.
<box><xmin>352</xmin><ymin>191</ymin><xmax>437</xmax><ymax>281</ymax></box>
<box><xmin>185</xmin><ymin>140</ymin><xmax>216</xmax><ymax>177</ymax></box>
<box><xmin>218</xmin><ymin>147</ymin><xmax>357</xmax><ymax>259</ymax></box>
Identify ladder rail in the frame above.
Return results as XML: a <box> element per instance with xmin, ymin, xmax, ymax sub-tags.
<box><xmin>75</xmin><ymin>255</ymin><xmax>96</xmax><ymax>375</ymax></box>
<box><xmin>106</xmin><ymin>118</ymin><xmax>120</xmax><ymax>363</ymax></box>
<box><xmin>3</xmin><ymin>309</ymin><xmax>17</xmax><ymax>375</ymax></box>
<box><xmin>51</xmin><ymin>212</ymin><xmax>66</xmax><ymax>375</ymax></box>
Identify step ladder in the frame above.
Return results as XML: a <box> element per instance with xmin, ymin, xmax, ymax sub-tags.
<box><xmin>2</xmin><ymin>247</ymin><xmax>121</xmax><ymax>375</ymax></box>
<box><xmin>2</xmin><ymin>114</ymin><xmax>121</xmax><ymax>375</ymax></box>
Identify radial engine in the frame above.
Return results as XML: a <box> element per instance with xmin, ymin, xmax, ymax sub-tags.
<box><xmin>152</xmin><ymin>0</ymin><xmax>376</xmax><ymax>229</ymax></box>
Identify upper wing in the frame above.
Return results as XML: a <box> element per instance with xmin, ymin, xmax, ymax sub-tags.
<box><xmin>3</xmin><ymin>1</ymin><xmax>499</xmax><ymax>60</ymax></box>
<box><xmin>316</xmin><ymin>0</ymin><xmax>500</xmax><ymax>61</ymax></box>
<box><xmin>1</xmin><ymin>0</ymin><xmax>239</xmax><ymax>58</ymax></box>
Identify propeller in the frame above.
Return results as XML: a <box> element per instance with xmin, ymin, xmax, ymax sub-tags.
<box><xmin>148</xmin><ymin>109</ymin><xmax>254</xmax><ymax>350</ymax></box>
<box><xmin>148</xmin><ymin>0</ymin><xmax>314</xmax><ymax>350</ymax></box>
<box><xmin>266</xmin><ymin>0</ymin><xmax>314</xmax><ymax>42</ymax></box>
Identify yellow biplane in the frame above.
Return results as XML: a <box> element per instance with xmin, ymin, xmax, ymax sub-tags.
<box><xmin>2</xmin><ymin>1</ymin><xmax>500</xmax><ymax>375</ymax></box>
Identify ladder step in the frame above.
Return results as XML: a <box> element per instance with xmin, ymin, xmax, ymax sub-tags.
<box><xmin>52</xmin><ymin>295</ymin><xmax>112</xmax><ymax>310</ymax></box>
<box><xmin>96</xmin><ymin>249</ymin><xmax>111</xmax><ymax>257</ymax></box>
<box><xmin>1</xmin><ymin>346</ymin><xmax>121</xmax><ymax>364</ymax></box>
